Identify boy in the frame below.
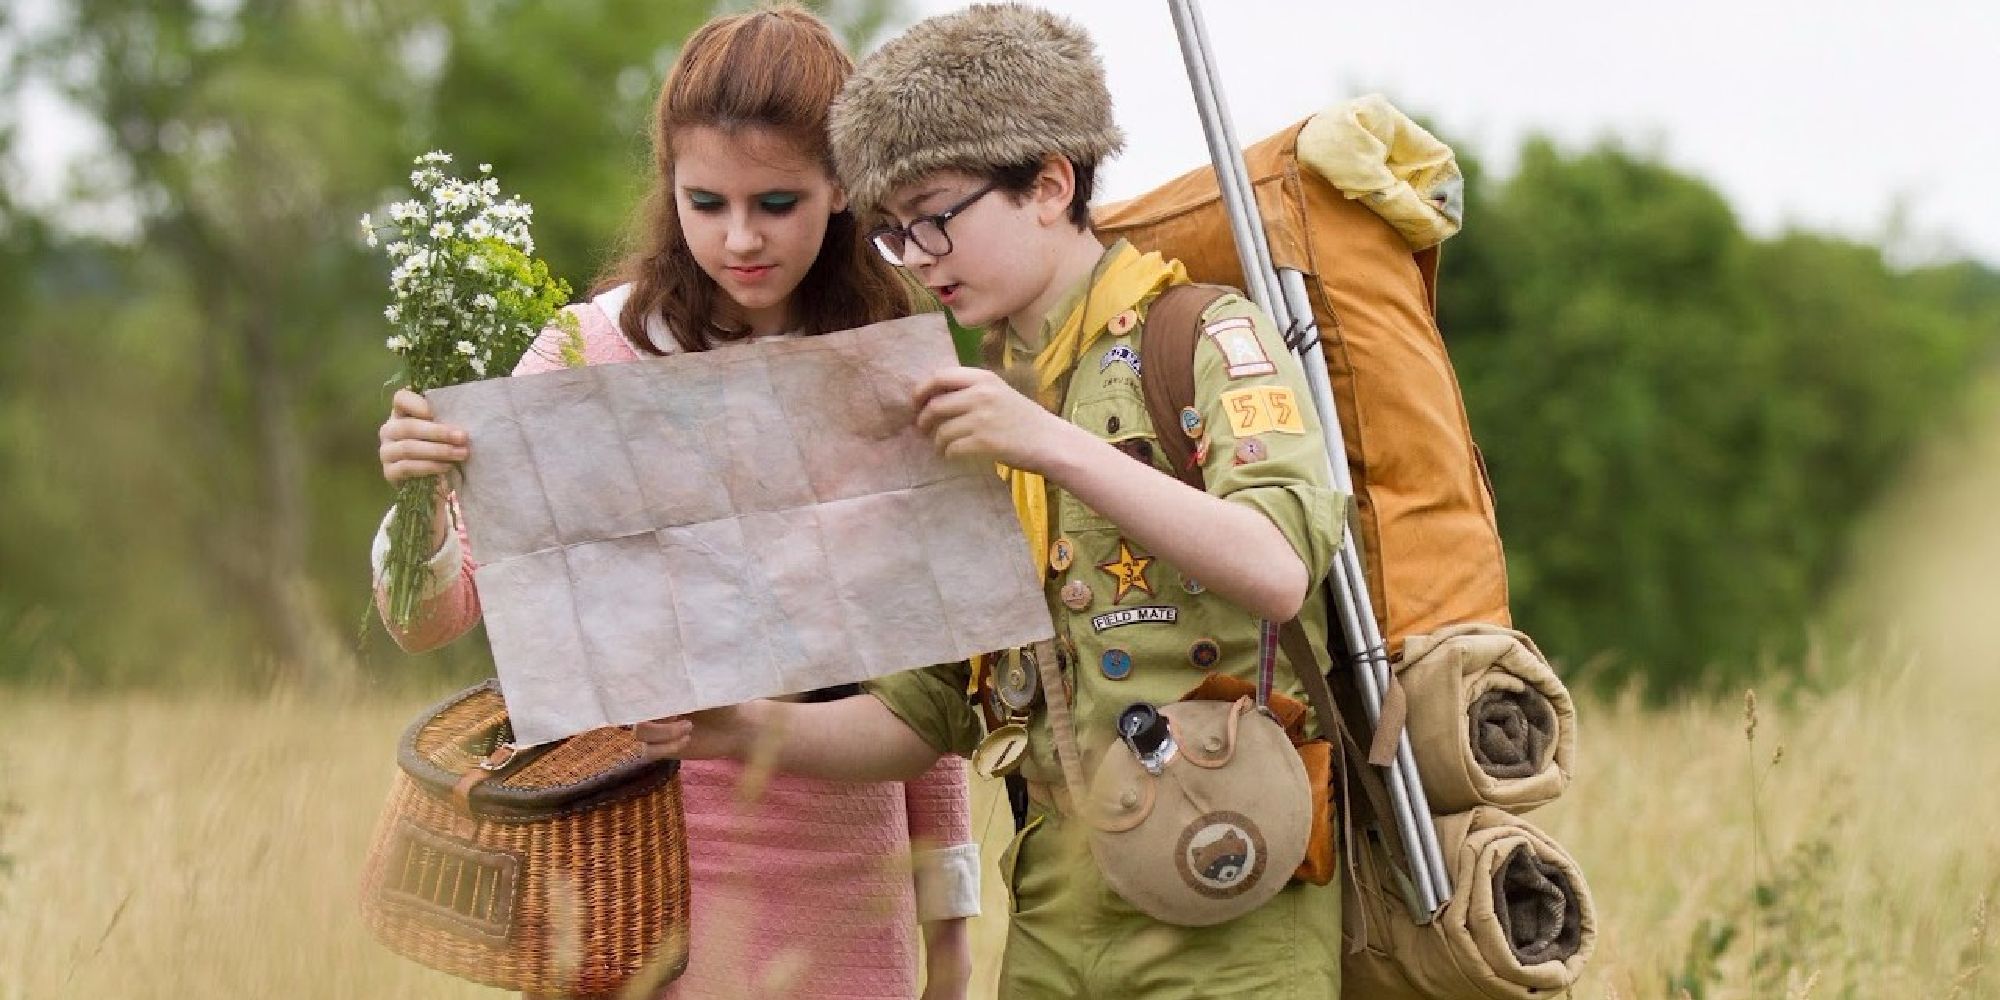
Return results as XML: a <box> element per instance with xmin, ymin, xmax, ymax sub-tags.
<box><xmin>643</xmin><ymin>5</ymin><xmax>1346</xmax><ymax>996</ymax></box>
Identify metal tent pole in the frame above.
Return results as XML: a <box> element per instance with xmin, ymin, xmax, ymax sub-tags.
<box><xmin>1166</xmin><ymin>0</ymin><xmax>1453</xmax><ymax>918</ymax></box>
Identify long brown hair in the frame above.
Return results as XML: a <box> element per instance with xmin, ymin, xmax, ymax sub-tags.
<box><xmin>598</xmin><ymin>5</ymin><xmax>906</xmax><ymax>354</ymax></box>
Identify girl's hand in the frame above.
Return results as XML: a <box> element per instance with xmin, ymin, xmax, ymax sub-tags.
<box><xmin>634</xmin><ymin>704</ymin><xmax>759</xmax><ymax>763</ymax></box>
<box><xmin>378</xmin><ymin>389</ymin><xmax>470</xmax><ymax>484</ymax></box>
<box><xmin>913</xmin><ymin>367</ymin><xmax>1080</xmax><ymax>472</ymax></box>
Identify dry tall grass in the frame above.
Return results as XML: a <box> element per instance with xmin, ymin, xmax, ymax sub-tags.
<box><xmin>3</xmin><ymin>658</ymin><xmax>1992</xmax><ymax>1000</ymax></box>
<box><xmin>6</xmin><ymin>398</ymin><xmax>1999</xmax><ymax>999</ymax></box>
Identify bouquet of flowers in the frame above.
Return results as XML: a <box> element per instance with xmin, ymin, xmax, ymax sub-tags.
<box><xmin>363</xmin><ymin>151</ymin><xmax>576</xmax><ymax>627</ymax></box>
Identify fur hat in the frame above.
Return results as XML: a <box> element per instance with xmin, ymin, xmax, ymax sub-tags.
<box><xmin>830</xmin><ymin>3</ymin><xmax>1125</xmax><ymax>214</ymax></box>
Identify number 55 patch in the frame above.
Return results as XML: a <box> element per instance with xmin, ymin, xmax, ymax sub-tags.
<box><xmin>1219</xmin><ymin>386</ymin><xmax>1306</xmax><ymax>436</ymax></box>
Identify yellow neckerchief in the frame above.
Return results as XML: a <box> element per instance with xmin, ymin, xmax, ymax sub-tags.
<box><xmin>970</xmin><ymin>242</ymin><xmax>1188</xmax><ymax>696</ymax></box>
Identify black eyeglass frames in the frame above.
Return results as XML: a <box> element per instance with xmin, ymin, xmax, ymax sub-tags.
<box><xmin>866</xmin><ymin>181</ymin><xmax>1000</xmax><ymax>267</ymax></box>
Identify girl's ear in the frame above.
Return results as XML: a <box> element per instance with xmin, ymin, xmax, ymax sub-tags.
<box><xmin>1033</xmin><ymin>153</ymin><xmax>1076</xmax><ymax>228</ymax></box>
<box><xmin>829</xmin><ymin>183</ymin><xmax>850</xmax><ymax>216</ymax></box>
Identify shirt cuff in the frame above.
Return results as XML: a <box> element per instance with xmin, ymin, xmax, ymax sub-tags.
<box><xmin>913</xmin><ymin>842</ymin><xmax>982</xmax><ymax>921</ymax></box>
<box><xmin>369</xmin><ymin>506</ymin><xmax>463</xmax><ymax>601</ymax></box>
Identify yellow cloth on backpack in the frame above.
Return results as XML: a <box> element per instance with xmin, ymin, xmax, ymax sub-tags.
<box><xmin>1298</xmin><ymin>93</ymin><xmax>1463</xmax><ymax>251</ymax></box>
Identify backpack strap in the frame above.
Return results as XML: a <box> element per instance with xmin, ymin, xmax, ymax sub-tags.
<box><xmin>1139</xmin><ymin>283</ymin><xmax>1231</xmax><ymax>490</ymax></box>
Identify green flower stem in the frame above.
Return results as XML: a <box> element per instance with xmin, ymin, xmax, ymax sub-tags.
<box><xmin>383</xmin><ymin>475</ymin><xmax>442</xmax><ymax>629</ymax></box>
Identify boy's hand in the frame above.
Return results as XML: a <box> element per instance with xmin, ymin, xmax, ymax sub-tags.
<box><xmin>914</xmin><ymin>366</ymin><xmax>1079</xmax><ymax>471</ymax></box>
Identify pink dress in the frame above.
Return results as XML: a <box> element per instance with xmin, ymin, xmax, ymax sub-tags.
<box><xmin>372</xmin><ymin>287</ymin><xmax>978</xmax><ymax>999</ymax></box>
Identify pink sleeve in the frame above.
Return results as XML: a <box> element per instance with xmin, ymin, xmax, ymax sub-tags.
<box><xmin>373</xmin><ymin>492</ymin><xmax>483</xmax><ymax>653</ymax></box>
<box><xmin>514</xmin><ymin>300</ymin><xmax>635</xmax><ymax>374</ymax></box>
<box><xmin>903</xmin><ymin>754</ymin><xmax>973</xmax><ymax>849</ymax></box>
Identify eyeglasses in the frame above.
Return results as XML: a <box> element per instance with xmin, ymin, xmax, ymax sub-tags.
<box><xmin>867</xmin><ymin>181</ymin><xmax>998</xmax><ymax>267</ymax></box>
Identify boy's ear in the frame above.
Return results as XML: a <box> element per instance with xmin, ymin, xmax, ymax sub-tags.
<box><xmin>1032</xmin><ymin>154</ymin><xmax>1077</xmax><ymax>228</ymax></box>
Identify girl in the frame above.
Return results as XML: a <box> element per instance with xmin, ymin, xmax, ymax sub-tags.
<box><xmin>370</xmin><ymin>8</ymin><xmax>976</xmax><ymax>999</ymax></box>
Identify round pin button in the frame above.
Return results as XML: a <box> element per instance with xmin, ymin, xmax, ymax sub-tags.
<box><xmin>1179</xmin><ymin>405</ymin><xmax>1205</xmax><ymax>439</ymax></box>
<box><xmin>1189</xmin><ymin>638</ymin><xmax>1221</xmax><ymax>669</ymax></box>
<box><xmin>1182</xmin><ymin>576</ymin><xmax>1206</xmax><ymax>595</ymax></box>
<box><xmin>1233</xmin><ymin>437</ymin><xmax>1268</xmax><ymax>466</ymax></box>
<box><xmin>1049</xmin><ymin>536</ymin><xmax>1075</xmax><ymax>572</ymax></box>
<box><xmin>1108</xmin><ymin>309</ymin><xmax>1140</xmax><ymax>336</ymax></box>
<box><xmin>1100</xmin><ymin>648</ymin><xmax>1134</xmax><ymax>680</ymax></box>
<box><xmin>1060</xmin><ymin>579</ymin><xmax>1094</xmax><ymax>611</ymax></box>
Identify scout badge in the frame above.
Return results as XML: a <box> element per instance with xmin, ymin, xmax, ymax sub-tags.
<box><xmin>358</xmin><ymin>681</ymin><xmax>691</xmax><ymax>995</ymax></box>
<box><xmin>1087</xmin><ymin>2</ymin><xmax>1597</xmax><ymax>994</ymax></box>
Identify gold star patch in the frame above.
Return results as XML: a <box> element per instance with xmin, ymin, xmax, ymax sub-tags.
<box><xmin>1096</xmin><ymin>540</ymin><xmax>1156</xmax><ymax>604</ymax></box>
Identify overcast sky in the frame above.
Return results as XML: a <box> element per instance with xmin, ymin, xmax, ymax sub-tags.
<box><xmin>7</xmin><ymin>0</ymin><xmax>1997</xmax><ymax>266</ymax></box>
<box><xmin>913</xmin><ymin>0</ymin><xmax>2000</xmax><ymax>266</ymax></box>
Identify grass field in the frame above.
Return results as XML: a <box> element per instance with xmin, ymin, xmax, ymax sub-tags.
<box><xmin>1</xmin><ymin>658</ymin><xmax>1992</xmax><ymax>999</ymax></box>
<box><xmin>6</xmin><ymin>407</ymin><xmax>1999</xmax><ymax>1000</ymax></box>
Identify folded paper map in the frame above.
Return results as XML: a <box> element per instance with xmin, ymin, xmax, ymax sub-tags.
<box><xmin>428</xmin><ymin>314</ymin><xmax>1052</xmax><ymax>746</ymax></box>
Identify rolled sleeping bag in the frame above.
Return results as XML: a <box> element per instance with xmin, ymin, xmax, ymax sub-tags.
<box><xmin>1342</xmin><ymin>806</ymin><xmax>1596</xmax><ymax>1000</ymax></box>
<box><xmin>1397</xmin><ymin>624</ymin><xmax>1576</xmax><ymax>814</ymax></box>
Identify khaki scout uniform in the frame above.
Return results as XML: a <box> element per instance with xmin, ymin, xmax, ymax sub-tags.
<box><xmin>869</xmin><ymin>242</ymin><xmax>1348</xmax><ymax>999</ymax></box>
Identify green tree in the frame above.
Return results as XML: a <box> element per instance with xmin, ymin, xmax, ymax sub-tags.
<box><xmin>1441</xmin><ymin>137</ymin><xmax>2000</xmax><ymax>690</ymax></box>
<box><xmin>0</xmin><ymin>0</ymin><xmax>899</xmax><ymax>689</ymax></box>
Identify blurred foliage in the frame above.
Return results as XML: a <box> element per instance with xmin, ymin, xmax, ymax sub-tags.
<box><xmin>1</xmin><ymin>2</ymin><xmax>1996</xmax><ymax>695</ymax></box>
<box><xmin>0</xmin><ymin>0</ymin><xmax>899</xmax><ymax>692</ymax></box>
<box><xmin>1440</xmin><ymin>138</ymin><xmax>2000</xmax><ymax>690</ymax></box>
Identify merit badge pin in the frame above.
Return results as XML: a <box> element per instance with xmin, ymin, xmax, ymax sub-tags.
<box><xmin>1179</xmin><ymin>405</ymin><xmax>1205</xmax><ymax>439</ymax></box>
<box><xmin>1095</xmin><ymin>540</ymin><xmax>1156</xmax><ymax>604</ymax></box>
<box><xmin>1188</xmin><ymin>435</ymin><xmax>1211</xmax><ymax>470</ymax></box>
<box><xmin>1108</xmin><ymin>309</ymin><xmax>1141</xmax><ymax>337</ymax></box>
<box><xmin>1060</xmin><ymin>579</ymin><xmax>1095</xmax><ymax>611</ymax></box>
<box><xmin>1090</xmin><ymin>605</ymin><xmax>1180</xmax><ymax>633</ymax></box>
<box><xmin>1049</xmin><ymin>536</ymin><xmax>1075</xmax><ymax>573</ymax></box>
<box><xmin>1100</xmin><ymin>648</ymin><xmax>1134</xmax><ymax>680</ymax></box>
<box><xmin>1100</xmin><ymin>343</ymin><xmax>1142</xmax><ymax>376</ymax></box>
<box><xmin>1202</xmin><ymin>316</ymin><xmax>1276</xmax><ymax>379</ymax></box>
<box><xmin>1232</xmin><ymin>437</ymin><xmax>1268</xmax><ymax>466</ymax></box>
<box><xmin>1177</xmin><ymin>810</ymin><xmax>1268</xmax><ymax>898</ymax></box>
<box><xmin>972</xmin><ymin>722</ymin><xmax>1030</xmax><ymax>779</ymax></box>
<box><xmin>1189</xmin><ymin>638</ymin><xmax>1222</xmax><ymax>669</ymax></box>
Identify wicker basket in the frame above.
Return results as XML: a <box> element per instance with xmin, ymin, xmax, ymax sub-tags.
<box><xmin>359</xmin><ymin>681</ymin><xmax>690</xmax><ymax>995</ymax></box>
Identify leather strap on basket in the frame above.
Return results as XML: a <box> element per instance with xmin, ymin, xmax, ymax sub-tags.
<box><xmin>1139</xmin><ymin>283</ymin><xmax>1230</xmax><ymax>489</ymax></box>
<box><xmin>449</xmin><ymin>743</ymin><xmax>517</xmax><ymax>816</ymax></box>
